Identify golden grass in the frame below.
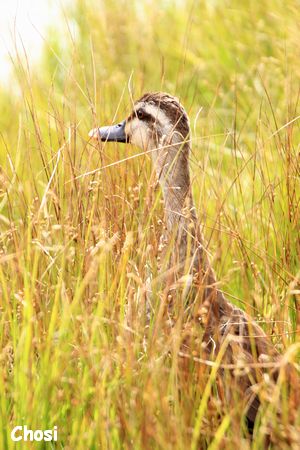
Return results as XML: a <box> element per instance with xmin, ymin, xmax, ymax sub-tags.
<box><xmin>0</xmin><ymin>0</ymin><xmax>299</xmax><ymax>448</ymax></box>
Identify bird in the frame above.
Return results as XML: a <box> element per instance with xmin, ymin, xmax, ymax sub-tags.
<box><xmin>89</xmin><ymin>91</ymin><xmax>280</xmax><ymax>433</ymax></box>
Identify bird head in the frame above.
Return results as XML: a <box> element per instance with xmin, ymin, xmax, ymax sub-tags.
<box><xmin>89</xmin><ymin>92</ymin><xmax>190</xmax><ymax>153</ymax></box>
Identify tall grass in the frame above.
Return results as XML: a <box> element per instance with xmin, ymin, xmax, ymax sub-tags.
<box><xmin>0</xmin><ymin>0</ymin><xmax>299</xmax><ymax>448</ymax></box>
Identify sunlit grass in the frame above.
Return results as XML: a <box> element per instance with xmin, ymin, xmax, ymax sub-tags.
<box><xmin>0</xmin><ymin>0</ymin><xmax>299</xmax><ymax>448</ymax></box>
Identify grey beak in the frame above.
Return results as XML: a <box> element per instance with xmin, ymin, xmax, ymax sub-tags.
<box><xmin>89</xmin><ymin>119</ymin><xmax>128</xmax><ymax>143</ymax></box>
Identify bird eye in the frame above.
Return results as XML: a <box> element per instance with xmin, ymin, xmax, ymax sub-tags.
<box><xmin>137</xmin><ymin>109</ymin><xmax>144</xmax><ymax>120</ymax></box>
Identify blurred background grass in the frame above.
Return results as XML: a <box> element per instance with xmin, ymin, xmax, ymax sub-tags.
<box><xmin>0</xmin><ymin>0</ymin><xmax>299</xmax><ymax>448</ymax></box>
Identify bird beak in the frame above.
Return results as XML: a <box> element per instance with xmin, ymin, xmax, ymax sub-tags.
<box><xmin>89</xmin><ymin>119</ymin><xmax>128</xmax><ymax>143</ymax></box>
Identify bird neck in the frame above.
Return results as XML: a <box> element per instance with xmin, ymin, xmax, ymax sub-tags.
<box><xmin>153</xmin><ymin>141</ymin><xmax>196</xmax><ymax>233</ymax></box>
<box><xmin>153</xmin><ymin>140</ymin><xmax>227</xmax><ymax>310</ymax></box>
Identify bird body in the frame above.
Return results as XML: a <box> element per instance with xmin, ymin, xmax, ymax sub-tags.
<box><xmin>89</xmin><ymin>91</ymin><xmax>279</xmax><ymax>430</ymax></box>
